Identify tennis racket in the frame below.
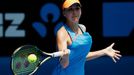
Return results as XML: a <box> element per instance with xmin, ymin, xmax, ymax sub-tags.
<box><xmin>11</xmin><ymin>45</ymin><xmax>70</xmax><ymax>75</ymax></box>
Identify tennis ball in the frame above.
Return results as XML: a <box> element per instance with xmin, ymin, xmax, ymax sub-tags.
<box><xmin>27</xmin><ymin>54</ymin><xmax>37</xmax><ymax>63</ymax></box>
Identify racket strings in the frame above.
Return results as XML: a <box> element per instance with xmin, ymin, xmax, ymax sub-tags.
<box><xmin>12</xmin><ymin>46</ymin><xmax>41</xmax><ymax>75</ymax></box>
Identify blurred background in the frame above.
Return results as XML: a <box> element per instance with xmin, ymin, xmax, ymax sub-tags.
<box><xmin>0</xmin><ymin>0</ymin><xmax>134</xmax><ymax>75</ymax></box>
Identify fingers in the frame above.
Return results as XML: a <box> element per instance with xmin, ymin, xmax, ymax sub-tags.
<box><xmin>114</xmin><ymin>50</ymin><xmax>120</xmax><ymax>53</ymax></box>
<box><xmin>106</xmin><ymin>43</ymin><xmax>122</xmax><ymax>63</ymax></box>
<box><xmin>116</xmin><ymin>53</ymin><xmax>122</xmax><ymax>57</ymax></box>
<box><xmin>112</xmin><ymin>57</ymin><xmax>117</xmax><ymax>63</ymax></box>
<box><xmin>114</xmin><ymin>50</ymin><xmax>122</xmax><ymax>58</ymax></box>
<box><xmin>114</xmin><ymin>55</ymin><xmax>120</xmax><ymax>60</ymax></box>
<box><xmin>109</xmin><ymin>43</ymin><xmax>115</xmax><ymax>48</ymax></box>
<box><xmin>63</xmin><ymin>49</ymin><xmax>70</xmax><ymax>55</ymax></box>
<box><xmin>106</xmin><ymin>43</ymin><xmax>115</xmax><ymax>50</ymax></box>
<box><xmin>112</xmin><ymin>53</ymin><xmax>122</xmax><ymax>63</ymax></box>
<box><xmin>59</xmin><ymin>49</ymin><xmax>70</xmax><ymax>61</ymax></box>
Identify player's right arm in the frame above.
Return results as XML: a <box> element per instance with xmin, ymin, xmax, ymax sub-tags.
<box><xmin>56</xmin><ymin>26</ymin><xmax>70</xmax><ymax>68</ymax></box>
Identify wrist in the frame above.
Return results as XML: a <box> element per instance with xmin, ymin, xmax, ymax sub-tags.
<box><xmin>101</xmin><ymin>49</ymin><xmax>107</xmax><ymax>56</ymax></box>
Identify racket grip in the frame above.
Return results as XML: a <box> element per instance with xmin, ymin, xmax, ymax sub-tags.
<box><xmin>52</xmin><ymin>49</ymin><xmax>71</xmax><ymax>57</ymax></box>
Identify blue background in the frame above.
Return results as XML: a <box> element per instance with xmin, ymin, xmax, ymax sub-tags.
<box><xmin>0</xmin><ymin>56</ymin><xmax>134</xmax><ymax>75</ymax></box>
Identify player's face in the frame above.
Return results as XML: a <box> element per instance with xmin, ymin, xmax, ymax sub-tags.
<box><xmin>63</xmin><ymin>4</ymin><xmax>81</xmax><ymax>24</ymax></box>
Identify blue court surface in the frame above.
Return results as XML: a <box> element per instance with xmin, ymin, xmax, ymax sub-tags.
<box><xmin>0</xmin><ymin>56</ymin><xmax>134</xmax><ymax>75</ymax></box>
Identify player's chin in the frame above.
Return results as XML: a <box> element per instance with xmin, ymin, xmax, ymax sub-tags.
<box><xmin>73</xmin><ymin>19</ymin><xmax>79</xmax><ymax>23</ymax></box>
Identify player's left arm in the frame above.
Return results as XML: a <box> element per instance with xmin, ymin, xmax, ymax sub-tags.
<box><xmin>86</xmin><ymin>43</ymin><xmax>122</xmax><ymax>63</ymax></box>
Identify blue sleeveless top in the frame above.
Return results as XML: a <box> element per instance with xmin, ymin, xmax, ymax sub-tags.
<box><xmin>52</xmin><ymin>24</ymin><xmax>92</xmax><ymax>75</ymax></box>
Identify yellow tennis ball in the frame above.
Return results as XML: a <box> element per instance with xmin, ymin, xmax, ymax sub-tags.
<box><xmin>28</xmin><ymin>54</ymin><xmax>37</xmax><ymax>63</ymax></box>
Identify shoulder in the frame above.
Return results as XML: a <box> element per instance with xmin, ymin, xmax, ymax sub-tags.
<box><xmin>56</xmin><ymin>26</ymin><xmax>68</xmax><ymax>41</ymax></box>
<box><xmin>79</xmin><ymin>24</ymin><xmax>86</xmax><ymax>32</ymax></box>
<box><xmin>57</xmin><ymin>26</ymin><xmax>66</xmax><ymax>36</ymax></box>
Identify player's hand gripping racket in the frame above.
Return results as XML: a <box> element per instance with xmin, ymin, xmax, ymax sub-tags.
<box><xmin>11</xmin><ymin>45</ymin><xmax>70</xmax><ymax>75</ymax></box>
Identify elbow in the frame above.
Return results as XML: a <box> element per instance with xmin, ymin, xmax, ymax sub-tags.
<box><xmin>62</xmin><ymin>62</ymin><xmax>69</xmax><ymax>68</ymax></box>
<box><xmin>60</xmin><ymin>59</ymin><xmax>69</xmax><ymax>68</ymax></box>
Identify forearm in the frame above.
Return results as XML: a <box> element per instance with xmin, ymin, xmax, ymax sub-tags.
<box><xmin>86</xmin><ymin>49</ymin><xmax>106</xmax><ymax>61</ymax></box>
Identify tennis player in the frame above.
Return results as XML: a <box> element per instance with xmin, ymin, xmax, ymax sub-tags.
<box><xmin>52</xmin><ymin>0</ymin><xmax>122</xmax><ymax>75</ymax></box>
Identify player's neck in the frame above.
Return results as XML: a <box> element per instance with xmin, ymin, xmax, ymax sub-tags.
<box><xmin>66</xmin><ymin>21</ymin><xmax>79</xmax><ymax>34</ymax></box>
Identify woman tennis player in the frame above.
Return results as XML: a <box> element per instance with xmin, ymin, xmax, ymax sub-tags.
<box><xmin>52</xmin><ymin>0</ymin><xmax>122</xmax><ymax>75</ymax></box>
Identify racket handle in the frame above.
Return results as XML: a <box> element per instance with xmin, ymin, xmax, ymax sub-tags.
<box><xmin>52</xmin><ymin>49</ymin><xmax>71</xmax><ymax>57</ymax></box>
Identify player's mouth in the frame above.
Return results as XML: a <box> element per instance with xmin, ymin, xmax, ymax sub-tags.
<box><xmin>73</xmin><ymin>17</ymin><xmax>79</xmax><ymax>22</ymax></box>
